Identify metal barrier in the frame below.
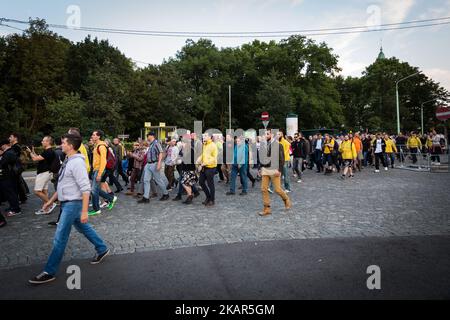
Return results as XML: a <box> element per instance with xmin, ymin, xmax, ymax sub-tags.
<box><xmin>395</xmin><ymin>149</ymin><xmax>449</xmax><ymax>173</ymax></box>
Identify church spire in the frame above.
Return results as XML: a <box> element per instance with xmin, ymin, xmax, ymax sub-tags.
<box><xmin>377</xmin><ymin>45</ymin><xmax>385</xmax><ymax>60</ymax></box>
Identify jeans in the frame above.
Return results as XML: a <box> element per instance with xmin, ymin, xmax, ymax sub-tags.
<box><xmin>293</xmin><ymin>157</ymin><xmax>303</xmax><ymax>177</ymax></box>
<box><xmin>363</xmin><ymin>151</ymin><xmax>370</xmax><ymax>167</ymax></box>
<box><xmin>230</xmin><ymin>164</ymin><xmax>248</xmax><ymax>193</ymax></box>
<box><xmin>282</xmin><ymin>162</ymin><xmax>290</xmax><ymax>191</ymax></box>
<box><xmin>91</xmin><ymin>171</ymin><xmax>114</xmax><ymax>211</ymax></box>
<box><xmin>270</xmin><ymin>162</ymin><xmax>290</xmax><ymax>191</ymax></box>
<box><xmin>314</xmin><ymin>150</ymin><xmax>323</xmax><ymax>171</ymax></box>
<box><xmin>44</xmin><ymin>200</ymin><xmax>107</xmax><ymax>276</ymax></box>
<box><xmin>385</xmin><ymin>153</ymin><xmax>395</xmax><ymax>167</ymax></box>
<box><xmin>199</xmin><ymin>167</ymin><xmax>216</xmax><ymax>201</ymax></box>
<box><xmin>143</xmin><ymin>163</ymin><xmax>168</xmax><ymax>199</ymax></box>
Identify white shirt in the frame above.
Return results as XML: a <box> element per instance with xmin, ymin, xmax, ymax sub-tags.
<box><xmin>315</xmin><ymin>139</ymin><xmax>322</xmax><ymax>150</ymax></box>
<box><xmin>375</xmin><ymin>139</ymin><xmax>383</xmax><ymax>153</ymax></box>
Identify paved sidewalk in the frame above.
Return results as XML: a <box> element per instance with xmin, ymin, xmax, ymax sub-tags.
<box><xmin>1</xmin><ymin>168</ymin><xmax>449</xmax><ymax>270</ymax></box>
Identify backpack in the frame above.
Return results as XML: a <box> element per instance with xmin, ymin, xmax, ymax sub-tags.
<box><xmin>97</xmin><ymin>145</ymin><xmax>116</xmax><ymax>170</ymax></box>
<box><xmin>50</xmin><ymin>149</ymin><xmax>63</xmax><ymax>174</ymax></box>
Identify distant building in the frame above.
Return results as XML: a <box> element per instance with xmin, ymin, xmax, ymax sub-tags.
<box><xmin>377</xmin><ymin>46</ymin><xmax>386</xmax><ymax>61</ymax></box>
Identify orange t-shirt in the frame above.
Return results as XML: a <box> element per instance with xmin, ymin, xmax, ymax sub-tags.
<box><xmin>353</xmin><ymin>137</ymin><xmax>362</xmax><ymax>153</ymax></box>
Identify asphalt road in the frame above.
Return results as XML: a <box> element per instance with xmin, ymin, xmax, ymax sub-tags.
<box><xmin>0</xmin><ymin>235</ymin><xmax>449</xmax><ymax>300</ymax></box>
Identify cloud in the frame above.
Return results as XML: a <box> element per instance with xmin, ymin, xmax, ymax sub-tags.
<box><xmin>290</xmin><ymin>0</ymin><xmax>304</xmax><ymax>6</ymax></box>
<box><xmin>381</xmin><ymin>0</ymin><xmax>415</xmax><ymax>23</ymax></box>
<box><xmin>423</xmin><ymin>68</ymin><xmax>450</xmax><ymax>91</ymax></box>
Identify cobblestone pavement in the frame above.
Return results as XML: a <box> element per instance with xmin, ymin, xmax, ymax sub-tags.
<box><xmin>1</xmin><ymin>168</ymin><xmax>449</xmax><ymax>270</ymax></box>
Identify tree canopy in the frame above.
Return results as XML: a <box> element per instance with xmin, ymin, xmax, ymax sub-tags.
<box><xmin>1</xmin><ymin>18</ymin><xmax>448</xmax><ymax>142</ymax></box>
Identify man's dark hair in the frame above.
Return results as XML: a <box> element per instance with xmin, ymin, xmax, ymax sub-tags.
<box><xmin>68</xmin><ymin>127</ymin><xmax>81</xmax><ymax>137</ymax></box>
<box><xmin>44</xmin><ymin>135</ymin><xmax>54</xmax><ymax>145</ymax></box>
<box><xmin>93</xmin><ymin>130</ymin><xmax>105</xmax><ymax>140</ymax></box>
<box><xmin>55</xmin><ymin>137</ymin><xmax>62</xmax><ymax>146</ymax></box>
<box><xmin>62</xmin><ymin>133</ymin><xmax>82</xmax><ymax>150</ymax></box>
<box><xmin>147</xmin><ymin>132</ymin><xmax>156</xmax><ymax>137</ymax></box>
<box><xmin>10</xmin><ymin>132</ymin><xmax>20</xmax><ymax>142</ymax></box>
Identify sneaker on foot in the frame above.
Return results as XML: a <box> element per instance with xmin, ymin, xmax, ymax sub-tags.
<box><xmin>90</xmin><ymin>249</ymin><xmax>110</xmax><ymax>265</ymax></box>
<box><xmin>45</xmin><ymin>203</ymin><xmax>57</xmax><ymax>214</ymax></box>
<box><xmin>35</xmin><ymin>209</ymin><xmax>47</xmax><ymax>215</ymax></box>
<box><xmin>297</xmin><ymin>179</ymin><xmax>302</xmax><ymax>183</ymax></box>
<box><xmin>88</xmin><ymin>210</ymin><xmax>101</xmax><ymax>216</ymax></box>
<box><xmin>384</xmin><ymin>167</ymin><xmax>388</xmax><ymax>171</ymax></box>
<box><xmin>5</xmin><ymin>211</ymin><xmax>21</xmax><ymax>217</ymax></box>
<box><xmin>374</xmin><ymin>170</ymin><xmax>380</xmax><ymax>173</ymax></box>
<box><xmin>226</xmin><ymin>191</ymin><xmax>235</xmax><ymax>195</ymax></box>
<box><xmin>48</xmin><ymin>221</ymin><xmax>58</xmax><ymax>227</ymax></box>
<box><xmin>268</xmin><ymin>188</ymin><xmax>273</xmax><ymax>194</ymax></box>
<box><xmin>159</xmin><ymin>194</ymin><xmax>169</xmax><ymax>201</ymax></box>
<box><xmin>137</xmin><ymin>197</ymin><xmax>149</xmax><ymax>204</ymax></box>
<box><xmin>107</xmin><ymin>196</ymin><xmax>118</xmax><ymax>210</ymax></box>
<box><xmin>29</xmin><ymin>272</ymin><xmax>55</xmax><ymax>285</ymax></box>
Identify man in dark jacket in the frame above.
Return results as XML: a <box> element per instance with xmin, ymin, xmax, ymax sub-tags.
<box><xmin>291</xmin><ymin>132</ymin><xmax>308</xmax><ymax>183</ymax></box>
<box><xmin>8</xmin><ymin>133</ymin><xmax>28</xmax><ymax>203</ymax></box>
<box><xmin>258</xmin><ymin>129</ymin><xmax>291</xmax><ymax>216</ymax></box>
<box><xmin>373</xmin><ymin>133</ymin><xmax>387</xmax><ymax>172</ymax></box>
<box><xmin>0</xmin><ymin>139</ymin><xmax>21</xmax><ymax>219</ymax></box>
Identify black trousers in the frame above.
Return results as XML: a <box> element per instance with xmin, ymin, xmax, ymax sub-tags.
<box><xmin>217</xmin><ymin>164</ymin><xmax>225</xmax><ymax>181</ymax></box>
<box><xmin>15</xmin><ymin>174</ymin><xmax>28</xmax><ymax>202</ymax></box>
<box><xmin>0</xmin><ymin>177</ymin><xmax>21</xmax><ymax>213</ymax></box>
<box><xmin>199</xmin><ymin>167</ymin><xmax>216</xmax><ymax>201</ymax></box>
<box><xmin>115</xmin><ymin>161</ymin><xmax>129</xmax><ymax>184</ymax></box>
<box><xmin>374</xmin><ymin>153</ymin><xmax>386</xmax><ymax>170</ymax></box>
<box><xmin>315</xmin><ymin>150</ymin><xmax>323</xmax><ymax>171</ymax></box>
<box><xmin>105</xmin><ymin>168</ymin><xmax>122</xmax><ymax>190</ymax></box>
<box><xmin>410</xmin><ymin>147</ymin><xmax>418</xmax><ymax>164</ymax></box>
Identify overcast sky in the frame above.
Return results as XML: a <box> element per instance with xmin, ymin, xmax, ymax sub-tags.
<box><xmin>1</xmin><ymin>0</ymin><xmax>450</xmax><ymax>91</ymax></box>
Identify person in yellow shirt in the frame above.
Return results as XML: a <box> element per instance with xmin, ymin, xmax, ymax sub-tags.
<box><xmin>339</xmin><ymin>134</ymin><xmax>357</xmax><ymax>179</ymax></box>
<box><xmin>276</xmin><ymin>130</ymin><xmax>292</xmax><ymax>192</ymax></box>
<box><xmin>89</xmin><ymin>130</ymin><xmax>117</xmax><ymax>215</ymax></box>
<box><xmin>197</xmin><ymin>133</ymin><xmax>218</xmax><ymax>207</ymax></box>
<box><xmin>323</xmin><ymin>134</ymin><xmax>336</xmax><ymax>174</ymax></box>
<box><xmin>384</xmin><ymin>134</ymin><xmax>398</xmax><ymax>168</ymax></box>
<box><xmin>407</xmin><ymin>132</ymin><xmax>422</xmax><ymax>164</ymax></box>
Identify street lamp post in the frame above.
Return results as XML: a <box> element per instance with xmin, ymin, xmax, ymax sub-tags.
<box><xmin>228</xmin><ymin>85</ymin><xmax>231</xmax><ymax>130</ymax></box>
<box><xmin>421</xmin><ymin>98</ymin><xmax>438</xmax><ymax>135</ymax></box>
<box><xmin>396</xmin><ymin>71</ymin><xmax>421</xmax><ymax>135</ymax></box>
